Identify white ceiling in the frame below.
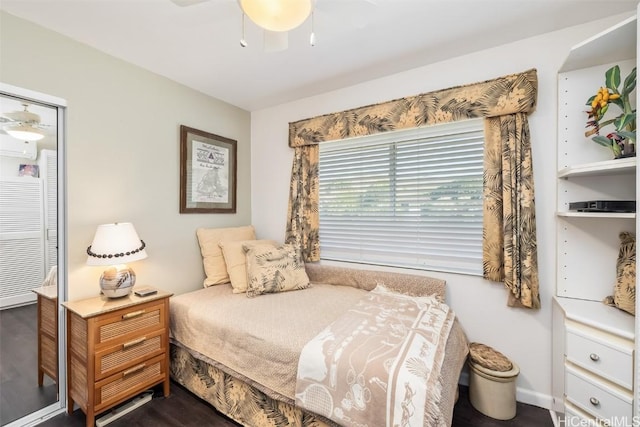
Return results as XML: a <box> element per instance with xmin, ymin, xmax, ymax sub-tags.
<box><xmin>1</xmin><ymin>0</ymin><xmax>638</xmax><ymax>111</ymax></box>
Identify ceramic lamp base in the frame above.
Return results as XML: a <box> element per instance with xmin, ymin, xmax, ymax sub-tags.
<box><xmin>100</xmin><ymin>265</ymin><xmax>136</xmax><ymax>298</ymax></box>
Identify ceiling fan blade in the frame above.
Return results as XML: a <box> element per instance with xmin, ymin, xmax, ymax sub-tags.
<box><xmin>170</xmin><ymin>0</ymin><xmax>210</xmax><ymax>7</ymax></box>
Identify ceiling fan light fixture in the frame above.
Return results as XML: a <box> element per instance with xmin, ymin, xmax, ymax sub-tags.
<box><xmin>4</xmin><ymin>123</ymin><xmax>45</xmax><ymax>141</ymax></box>
<box><xmin>238</xmin><ymin>0</ymin><xmax>313</xmax><ymax>32</ymax></box>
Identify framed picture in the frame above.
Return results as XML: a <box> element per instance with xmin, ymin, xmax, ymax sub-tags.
<box><xmin>19</xmin><ymin>164</ymin><xmax>39</xmax><ymax>177</ymax></box>
<box><xmin>180</xmin><ymin>125</ymin><xmax>237</xmax><ymax>213</ymax></box>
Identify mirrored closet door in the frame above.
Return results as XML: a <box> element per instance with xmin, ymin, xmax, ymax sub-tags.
<box><xmin>0</xmin><ymin>86</ymin><xmax>66</xmax><ymax>426</ymax></box>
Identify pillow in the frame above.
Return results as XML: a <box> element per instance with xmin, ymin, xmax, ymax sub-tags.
<box><xmin>604</xmin><ymin>231</ymin><xmax>635</xmax><ymax>315</ymax></box>
<box><xmin>219</xmin><ymin>239</ymin><xmax>278</xmax><ymax>293</ymax></box>
<box><xmin>244</xmin><ymin>243</ymin><xmax>310</xmax><ymax>298</ymax></box>
<box><xmin>196</xmin><ymin>225</ymin><xmax>255</xmax><ymax>287</ymax></box>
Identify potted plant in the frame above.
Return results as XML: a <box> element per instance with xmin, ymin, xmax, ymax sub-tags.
<box><xmin>585</xmin><ymin>65</ymin><xmax>637</xmax><ymax>158</ymax></box>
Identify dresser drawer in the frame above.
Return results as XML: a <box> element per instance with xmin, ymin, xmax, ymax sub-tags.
<box><xmin>565</xmin><ymin>365</ymin><xmax>632</xmax><ymax>422</ymax></box>
<box><xmin>94</xmin><ymin>353</ymin><xmax>166</xmax><ymax>412</ymax></box>
<box><xmin>93</xmin><ymin>300</ymin><xmax>166</xmax><ymax>346</ymax></box>
<box><xmin>41</xmin><ymin>333</ymin><xmax>57</xmax><ymax>376</ymax></box>
<box><xmin>566</xmin><ymin>324</ymin><xmax>633</xmax><ymax>390</ymax></box>
<box><xmin>39</xmin><ymin>296</ymin><xmax>57</xmax><ymax>338</ymax></box>
<box><xmin>94</xmin><ymin>328</ymin><xmax>167</xmax><ymax>381</ymax></box>
<box><xmin>564</xmin><ymin>402</ymin><xmax>604</xmax><ymax>427</ymax></box>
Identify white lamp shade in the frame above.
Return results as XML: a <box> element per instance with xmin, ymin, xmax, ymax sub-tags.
<box><xmin>239</xmin><ymin>0</ymin><xmax>312</xmax><ymax>32</ymax></box>
<box><xmin>86</xmin><ymin>222</ymin><xmax>147</xmax><ymax>266</ymax></box>
<box><xmin>4</xmin><ymin>124</ymin><xmax>45</xmax><ymax>141</ymax></box>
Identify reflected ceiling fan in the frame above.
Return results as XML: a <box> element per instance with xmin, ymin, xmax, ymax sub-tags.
<box><xmin>0</xmin><ymin>103</ymin><xmax>49</xmax><ymax>141</ymax></box>
<box><xmin>170</xmin><ymin>0</ymin><xmax>376</xmax><ymax>52</ymax></box>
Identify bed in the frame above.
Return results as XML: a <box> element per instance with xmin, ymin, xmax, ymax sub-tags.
<box><xmin>170</xmin><ymin>262</ymin><xmax>469</xmax><ymax>427</ymax></box>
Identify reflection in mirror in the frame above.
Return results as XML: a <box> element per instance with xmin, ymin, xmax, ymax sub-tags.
<box><xmin>0</xmin><ymin>95</ymin><xmax>59</xmax><ymax>424</ymax></box>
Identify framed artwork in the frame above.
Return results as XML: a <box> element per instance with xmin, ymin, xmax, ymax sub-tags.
<box><xmin>19</xmin><ymin>164</ymin><xmax>39</xmax><ymax>177</ymax></box>
<box><xmin>180</xmin><ymin>125</ymin><xmax>237</xmax><ymax>213</ymax></box>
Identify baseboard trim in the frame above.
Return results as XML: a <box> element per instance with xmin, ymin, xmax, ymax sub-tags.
<box><xmin>516</xmin><ymin>388</ymin><xmax>553</xmax><ymax>409</ymax></box>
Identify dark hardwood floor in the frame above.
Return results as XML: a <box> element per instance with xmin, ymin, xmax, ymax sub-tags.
<box><xmin>39</xmin><ymin>381</ymin><xmax>552</xmax><ymax>427</ymax></box>
<box><xmin>1</xmin><ymin>304</ymin><xmax>58</xmax><ymax>425</ymax></box>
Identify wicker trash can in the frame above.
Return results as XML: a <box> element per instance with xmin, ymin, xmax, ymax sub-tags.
<box><xmin>468</xmin><ymin>342</ymin><xmax>520</xmax><ymax>420</ymax></box>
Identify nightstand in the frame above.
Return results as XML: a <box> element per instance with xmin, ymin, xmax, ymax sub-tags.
<box><xmin>62</xmin><ymin>288</ymin><xmax>172</xmax><ymax>427</ymax></box>
<box><xmin>33</xmin><ymin>285</ymin><xmax>58</xmax><ymax>387</ymax></box>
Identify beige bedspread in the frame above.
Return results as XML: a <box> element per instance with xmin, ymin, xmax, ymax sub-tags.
<box><xmin>296</xmin><ymin>288</ymin><xmax>454</xmax><ymax>427</ymax></box>
<box><xmin>170</xmin><ymin>281</ymin><xmax>468</xmax><ymax>426</ymax></box>
<box><xmin>170</xmin><ymin>283</ymin><xmax>367</xmax><ymax>400</ymax></box>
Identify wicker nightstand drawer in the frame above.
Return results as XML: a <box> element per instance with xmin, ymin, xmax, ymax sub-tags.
<box><xmin>39</xmin><ymin>296</ymin><xmax>57</xmax><ymax>337</ymax></box>
<box><xmin>41</xmin><ymin>334</ymin><xmax>57</xmax><ymax>375</ymax></box>
<box><xmin>94</xmin><ymin>328</ymin><xmax>167</xmax><ymax>381</ymax></box>
<box><xmin>94</xmin><ymin>300</ymin><xmax>166</xmax><ymax>346</ymax></box>
<box><xmin>94</xmin><ymin>353</ymin><xmax>166</xmax><ymax>412</ymax></box>
<box><xmin>34</xmin><ymin>286</ymin><xmax>58</xmax><ymax>387</ymax></box>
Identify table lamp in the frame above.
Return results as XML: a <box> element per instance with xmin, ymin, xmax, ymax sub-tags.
<box><xmin>86</xmin><ymin>222</ymin><xmax>147</xmax><ymax>298</ymax></box>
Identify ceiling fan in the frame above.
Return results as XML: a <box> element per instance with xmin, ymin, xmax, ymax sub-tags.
<box><xmin>0</xmin><ymin>103</ymin><xmax>49</xmax><ymax>141</ymax></box>
<box><xmin>170</xmin><ymin>0</ymin><xmax>376</xmax><ymax>52</ymax></box>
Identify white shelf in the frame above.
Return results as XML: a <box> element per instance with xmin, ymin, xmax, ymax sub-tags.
<box><xmin>555</xmin><ymin>296</ymin><xmax>635</xmax><ymax>340</ymax></box>
<box><xmin>557</xmin><ymin>211</ymin><xmax>636</xmax><ymax>219</ymax></box>
<box><xmin>558</xmin><ymin>157</ymin><xmax>636</xmax><ymax>178</ymax></box>
<box><xmin>560</xmin><ymin>15</ymin><xmax>637</xmax><ymax>72</ymax></box>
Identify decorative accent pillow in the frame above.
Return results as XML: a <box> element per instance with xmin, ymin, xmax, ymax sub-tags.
<box><xmin>196</xmin><ymin>225</ymin><xmax>255</xmax><ymax>287</ymax></box>
<box><xmin>604</xmin><ymin>232</ymin><xmax>636</xmax><ymax>316</ymax></box>
<box><xmin>219</xmin><ymin>239</ymin><xmax>278</xmax><ymax>293</ymax></box>
<box><xmin>244</xmin><ymin>243</ymin><xmax>310</xmax><ymax>298</ymax></box>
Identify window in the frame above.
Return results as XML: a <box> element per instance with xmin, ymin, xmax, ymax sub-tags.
<box><xmin>318</xmin><ymin>118</ymin><xmax>484</xmax><ymax>275</ymax></box>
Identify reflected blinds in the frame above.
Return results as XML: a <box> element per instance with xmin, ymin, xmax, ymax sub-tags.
<box><xmin>0</xmin><ymin>177</ymin><xmax>45</xmax><ymax>306</ymax></box>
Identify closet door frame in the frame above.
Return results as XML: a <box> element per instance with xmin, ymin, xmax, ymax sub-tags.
<box><xmin>0</xmin><ymin>82</ymin><xmax>68</xmax><ymax>426</ymax></box>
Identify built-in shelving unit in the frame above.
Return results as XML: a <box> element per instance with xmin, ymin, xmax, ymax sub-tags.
<box><xmin>556</xmin><ymin>211</ymin><xmax>636</xmax><ymax>219</ymax></box>
<box><xmin>558</xmin><ymin>157</ymin><xmax>636</xmax><ymax>179</ymax></box>
<box><xmin>552</xmin><ymin>13</ymin><xmax>638</xmax><ymax>425</ymax></box>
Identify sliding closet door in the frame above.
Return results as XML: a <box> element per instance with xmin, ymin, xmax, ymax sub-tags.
<box><xmin>0</xmin><ymin>83</ymin><xmax>67</xmax><ymax>427</ymax></box>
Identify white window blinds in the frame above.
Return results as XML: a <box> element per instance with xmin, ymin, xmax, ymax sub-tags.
<box><xmin>318</xmin><ymin>118</ymin><xmax>484</xmax><ymax>275</ymax></box>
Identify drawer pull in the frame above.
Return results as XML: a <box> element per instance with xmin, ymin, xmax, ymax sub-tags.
<box><xmin>122</xmin><ymin>363</ymin><xmax>145</xmax><ymax>377</ymax></box>
<box><xmin>122</xmin><ymin>310</ymin><xmax>145</xmax><ymax>320</ymax></box>
<box><xmin>589</xmin><ymin>397</ymin><xmax>600</xmax><ymax>406</ymax></box>
<box><xmin>589</xmin><ymin>353</ymin><xmax>600</xmax><ymax>362</ymax></box>
<box><xmin>122</xmin><ymin>337</ymin><xmax>146</xmax><ymax>350</ymax></box>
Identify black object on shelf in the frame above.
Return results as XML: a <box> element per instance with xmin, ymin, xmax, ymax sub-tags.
<box><xmin>569</xmin><ymin>200</ymin><xmax>636</xmax><ymax>213</ymax></box>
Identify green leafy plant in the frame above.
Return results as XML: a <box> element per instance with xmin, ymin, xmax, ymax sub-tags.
<box><xmin>585</xmin><ymin>65</ymin><xmax>637</xmax><ymax>158</ymax></box>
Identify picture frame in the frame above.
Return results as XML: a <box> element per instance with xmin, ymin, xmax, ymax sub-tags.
<box><xmin>19</xmin><ymin>164</ymin><xmax>39</xmax><ymax>177</ymax></box>
<box><xmin>180</xmin><ymin>125</ymin><xmax>237</xmax><ymax>213</ymax></box>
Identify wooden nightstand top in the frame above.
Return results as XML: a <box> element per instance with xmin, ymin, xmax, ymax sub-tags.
<box><xmin>32</xmin><ymin>285</ymin><xmax>58</xmax><ymax>300</ymax></box>
<box><xmin>62</xmin><ymin>288</ymin><xmax>172</xmax><ymax>318</ymax></box>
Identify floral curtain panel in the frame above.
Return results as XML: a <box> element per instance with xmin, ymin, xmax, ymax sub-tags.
<box><xmin>286</xmin><ymin>69</ymin><xmax>540</xmax><ymax>308</ymax></box>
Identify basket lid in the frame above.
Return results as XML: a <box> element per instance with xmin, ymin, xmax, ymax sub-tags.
<box><xmin>468</xmin><ymin>342</ymin><xmax>513</xmax><ymax>372</ymax></box>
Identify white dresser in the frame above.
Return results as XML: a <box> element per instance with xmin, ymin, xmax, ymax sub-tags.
<box><xmin>552</xmin><ymin>13</ymin><xmax>639</xmax><ymax>426</ymax></box>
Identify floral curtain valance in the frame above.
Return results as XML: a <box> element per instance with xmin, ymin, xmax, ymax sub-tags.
<box><xmin>289</xmin><ymin>69</ymin><xmax>537</xmax><ymax>147</ymax></box>
<box><xmin>286</xmin><ymin>69</ymin><xmax>540</xmax><ymax>309</ymax></box>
